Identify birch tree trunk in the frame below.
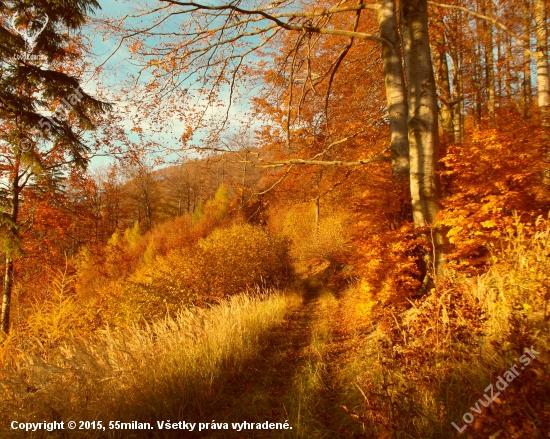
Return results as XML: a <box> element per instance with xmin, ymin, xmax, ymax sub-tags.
<box><xmin>448</xmin><ymin>9</ymin><xmax>464</xmax><ymax>143</ymax></box>
<box><xmin>432</xmin><ymin>18</ymin><xmax>454</xmax><ymax>140</ymax></box>
<box><xmin>535</xmin><ymin>0</ymin><xmax>550</xmax><ymax>186</ymax></box>
<box><xmin>376</xmin><ymin>0</ymin><xmax>409</xmax><ymax>180</ymax></box>
<box><xmin>535</xmin><ymin>0</ymin><xmax>550</xmax><ymax>125</ymax></box>
<box><xmin>400</xmin><ymin>0</ymin><xmax>445</xmax><ymax>275</ymax></box>
<box><xmin>523</xmin><ymin>2</ymin><xmax>532</xmax><ymax>117</ymax></box>
<box><xmin>482</xmin><ymin>0</ymin><xmax>496</xmax><ymax>121</ymax></box>
<box><xmin>450</xmin><ymin>50</ymin><xmax>464</xmax><ymax>143</ymax></box>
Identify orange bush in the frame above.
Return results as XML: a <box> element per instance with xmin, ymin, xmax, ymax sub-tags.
<box><xmin>114</xmin><ymin>223</ymin><xmax>292</xmax><ymax>322</ymax></box>
<box><xmin>440</xmin><ymin>116</ymin><xmax>550</xmax><ymax>272</ymax></box>
<box><xmin>351</xmin><ymin>164</ymin><xmax>423</xmax><ymax>307</ymax></box>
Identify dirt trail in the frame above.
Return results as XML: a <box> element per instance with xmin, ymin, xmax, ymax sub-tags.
<box><xmin>194</xmin><ymin>276</ymin><xmax>360</xmax><ymax>439</ymax></box>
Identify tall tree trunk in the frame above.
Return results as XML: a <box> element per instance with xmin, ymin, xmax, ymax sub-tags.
<box><xmin>448</xmin><ymin>8</ymin><xmax>464</xmax><ymax>143</ymax></box>
<box><xmin>241</xmin><ymin>152</ymin><xmax>248</xmax><ymax>207</ymax></box>
<box><xmin>482</xmin><ymin>0</ymin><xmax>496</xmax><ymax>121</ymax></box>
<box><xmin>1</xmin><ymin>257</ymin><xmax>14</xmax><ymax>334</ymax></box>
<box><xmin>535</xmin><ymin>0</ymin><xmax>550</xmax><ymax>186</ymax></box>
<box><xmin>474</xmin><ymin>43</ymin><xmax>483</xmax><ymax>124</ymax></box>
<box><xmin>535</xmin><ymin>0</ymin><xmax>550</xmax><ymax>125</ymax></box>
<box><xmin>314</xmin><ymin>197</ymin><xmax>320</xmax><ymax>242</ymax></box>
<box><xmin>432</xmin><ymin>18</ymin><xmax>454</xmax><ymax>141</ymax></box>
<box><xmin>401</xmin><ymin>0</ymin><xmax>445</xmax><ymax>275</ymax></box>
<box><xmin>377</xmin><ymin>0</ymin><xmax>410</xmax><ymax>180</ymax></box>
<box><xmin>450</xmin><ymin>50</ymin><xmax>464</xmax><ymax>143</ymax></box>
<box><xmin>523</xmin><ymin>1</ymin><xmax>532</xmax><ymax>117</ymax></box>
<box><xmin>505</xmin><ymin>33</ymin><xmax>518</xmax><ymax>111</ymax></box>
<box><xmin>497</xmin><ymin>30</ymin><xmax>504</xmax><ymax>107</ymax></box>
<box><xmin>1</xmin><ymin>173</ymin><xmax>20</xmax><ymax>335</ymax></box>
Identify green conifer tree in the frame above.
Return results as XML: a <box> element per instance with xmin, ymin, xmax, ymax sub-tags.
<box><xmin>0</xmin><ymin>0</ymin><xmax>110</xmax><ymax>334</ymax></box>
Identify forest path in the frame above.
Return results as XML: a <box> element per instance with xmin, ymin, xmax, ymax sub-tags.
<box><xmin>195</xmin><ymin>276</ymin><xmax>360</xmax><ymax>438</ymax></box>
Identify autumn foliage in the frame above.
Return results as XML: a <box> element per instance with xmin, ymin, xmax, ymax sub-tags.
<box><xmin>2</xmin><ymin>0</ymin><xmax>550</xmax><ymax>437</ymax></box>
<box><xmin>340</xmin><ymin>215</ymin><xmax>550</xmax><ymax>438</ymax></box>
<box><xmin>115</xmin><ymin>223</ymin><xmax>291</xmax><ymax>322</ymax></box>
<box><xmin>440</xmin><ymin>115</ymin><xmax>550</xmax><ymax>272</ymax></box>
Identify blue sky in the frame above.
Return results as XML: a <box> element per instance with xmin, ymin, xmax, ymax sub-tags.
<box><xmin>83</xmin><ymin>0</ymin><xmax>265</xmax><ymax>171</ymax></box>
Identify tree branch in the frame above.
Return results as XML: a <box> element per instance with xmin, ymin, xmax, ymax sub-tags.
<box><xmin>159</xmin><ymin>0</ymin><xmax>391</xmax><ymax>46</ymax></box>
<box><xmin>260</xmin><ymin>149</ymin><xmax>390</xmax><ymax>168</ymax></box>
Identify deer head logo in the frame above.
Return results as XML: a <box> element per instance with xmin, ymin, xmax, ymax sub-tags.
<box><xmin>10</xmin><ymin>11</ymin><xmax>49</xmax><ymax>52</ymax></box>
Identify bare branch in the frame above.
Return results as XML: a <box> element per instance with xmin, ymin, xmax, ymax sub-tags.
<box><xmin>310</xmin><ymin>168</ymin><xmax>357</xmax><ymax>201</ymax></box>
<box><xmin>257</xmin><ymin>164</ymin><xmax>295</xmax><ymax>195</ymax></box>
<box><xmin>310</xmin><ymin>132</ymin><xmax>365</xmax><ymax>160</ymax></box>
<box><xmin>260</xmin><ymin>148</ymin><xmax>390</xmax><ymax>168</ymax></box>
<box><xmin>160</xmin><ymin>1</ymin><xmax>379</xmax><ymax>19</ymax></box>
<box><xmin>159</xmin><ymin>0</ymin><xmax>391</xmax><ymax>46</ymax></box>
<box><xmin>323</xmin><ymin>1</ymin><xmax>362</xmax><ymax>127</ymax></box>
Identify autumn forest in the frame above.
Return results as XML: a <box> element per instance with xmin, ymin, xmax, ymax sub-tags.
<box><xmin>0</xmin><ymin>0</ymin><xmax>549</xmax><ymax>437</ymax></box>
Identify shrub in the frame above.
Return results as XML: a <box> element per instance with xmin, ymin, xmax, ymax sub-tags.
<box><xmin>343</xmin><ymin>215</ymin><xmax>550</xmax><ymax>438</ymax></box>
<box><xmin>274</xmin><ymin>203</ymin><xmax>351</xmax><ymax>274</ymax></box>
<box><xmin>198</xmin><ymin>222</ymin><xmax>291</xmax><ymax>294</ymax></box>
<box><xmin>440</xmin><ymin>120</ymin><xmax>550</xmax><ymax>273</ymax></box>
<box><xmin>116</xmin><ymin>223</ymin><xmax>292</xmax><ymax>322</ymax></box>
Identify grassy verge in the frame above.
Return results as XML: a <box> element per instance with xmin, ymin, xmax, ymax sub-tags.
<box><xmin>0</xmin><ymin>290</ymin><xmax>302</xmax><ymax>438</ymax></box>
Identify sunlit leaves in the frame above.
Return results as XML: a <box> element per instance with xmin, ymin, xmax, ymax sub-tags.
<box><xmin>115</xmin><ymin>223</ymin><xmax>291</xmax><ymax>322</ymax></box>
<box><xmin>439</xmin><ymin>117</ymin><xmax>550</xmax><ymax>272</ymax></box>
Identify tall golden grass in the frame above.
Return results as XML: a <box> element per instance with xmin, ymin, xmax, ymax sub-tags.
<box><xmin>0</xmin><ymin>291</ymin><xmax>301</xmax><ymax>438</ymax></box>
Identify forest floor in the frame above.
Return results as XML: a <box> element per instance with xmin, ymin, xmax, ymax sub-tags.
<box><xmin>192</xmin><ymin>275</ymin><xmax>364</xmax><ymax>439</ymax></box>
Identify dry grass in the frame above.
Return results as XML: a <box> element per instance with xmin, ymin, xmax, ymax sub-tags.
<box><xmin>283</xmin><ymin>290</ymin><xmax>339</xmax><ymax>439</ymax></box>
<box><xmin>2</xmin><ymin>216</ymin><xmax>549</xmax><ymax>438</ymax></box>
<box><xmin>0</xmin><ymin>290</ymin><xmax>301</xmax><ymax>438</ymax></box>
<box><xmin>337</xmin><ymin>215</ymin><xmax>550</xmax><ymax>438</ymax></box>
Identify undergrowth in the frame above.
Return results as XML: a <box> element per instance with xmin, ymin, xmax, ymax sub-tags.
<box><xmin>2</xmin><ymin>216</ymin><xmax>549</xmax><ymax>439</ymax></box>
<box><xmin>338</xmin><ymin>215</ymin><xmax>550</xmax><ymax>438</ymax></box>
<box><xmin>0</xmin><ymin>291</ymin><xmax>301</xmax><ymax>438</ymax></box>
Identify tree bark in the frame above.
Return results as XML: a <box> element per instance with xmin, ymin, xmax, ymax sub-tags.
<box><xmin>482</xmin><ymin>0</ymin><xmax>496</xmax><ymax>121</ymax></box>
<box><xmin>534</xmin><ymin>0</ymin><xmax>550</xmax><ymax>186</ymax></box>
<box><xmin>314</xmin><ymin>197</ymin><xmax>320</xmax><ymax>242</ymax></box>
<box><xmin>401</xmin><ymin>0</ymin><xmax>444</xmax><ymax>275</ymax></box>
<box><xmin>535</xmin><ymin>0</ymin><xmax>550</xmax><ymax>125</ymax></box>
<box><xmin>241</xmin><ymin>151</ymin><xmax>248</xmax><ymax>207</ymax></box>
<box><xmin>1</xmin><ymin>169</ymin><xmax>21</xmax><ymax>335</ymax></box>
<box><xmin>450</xmin><ymin>50</ymin><xmax>464</xmax><ymax>143</ymax></box>
<box><xmin>1</xmin><ymin>257</ymin><xmax>14</xmax><ymax>334</ymax></box>
<box><xmin>376</xmin><ymin>0</ymin><xmax>410</xmax><ymax>180</ymax></box>
<box><xmin>432</xmin><ymin>18</ymin><xmax>454</xmax><ymax>140</ymax></box>
<box><xmin>473</xmin><ymin>42</ymin><xmax>483</xmax><ymax>124</ymax></box>
<box><xmin>447</xmin><ymin>8</ymin><xmax>464</xmax><ymax>143</ymax></box>
<box><xmin>523</xmin><ymin>1</ymin><xmax>532</xmax><ymax>117</ymax></box>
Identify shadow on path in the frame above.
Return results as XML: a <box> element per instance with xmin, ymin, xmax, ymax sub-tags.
<box><xmin>193</xmin><ymin>277</ymin><xmax>325</xmax><ymax>438</ymax></box>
